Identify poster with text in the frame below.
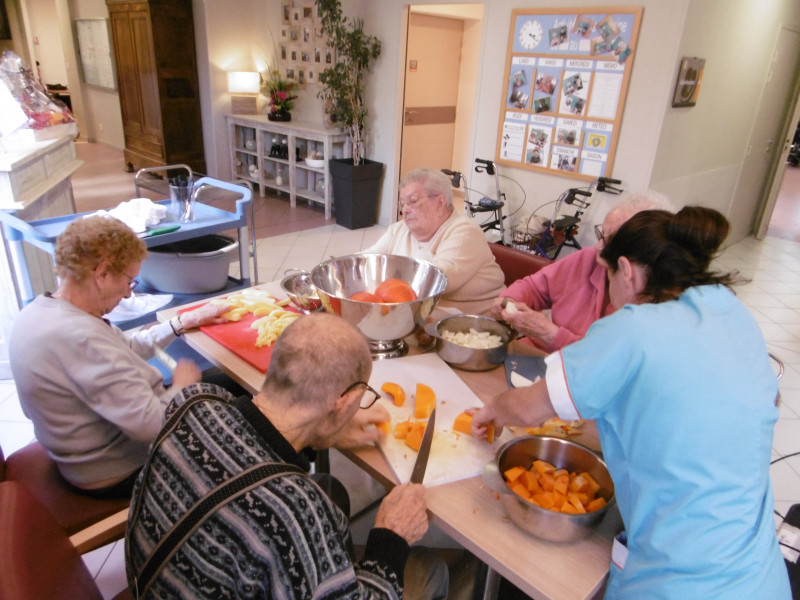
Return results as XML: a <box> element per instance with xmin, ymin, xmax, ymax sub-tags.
<box><xmin>496</xmin><ymin>7</ymin><xmax>642</xmax><ymax>181</ymax></box>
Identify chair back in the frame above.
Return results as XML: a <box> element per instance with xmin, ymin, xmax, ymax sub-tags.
<box><xmin>489</xmin><ymin>243</ymin><xmax>553</xmax><ymax>287</ymax></box>
<box><xmin>0</xmin><ymin>481</ymin><xmax>103</xmax><ymax>600</ymax></box>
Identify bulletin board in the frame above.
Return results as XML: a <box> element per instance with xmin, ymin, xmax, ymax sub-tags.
<box><xmin>277</xmin><ymin>1</ymin><xmax>328</xmax><ymax>87</ymax></box>
<box><xmin>74</xmin><ymin>19</ymin><xmax>116</xmax><ymax>90</ymax></box>
<box><xmin>496</xmin><ymin>7</ymin><xmax>643</xmax><ymax>181</ymax></box>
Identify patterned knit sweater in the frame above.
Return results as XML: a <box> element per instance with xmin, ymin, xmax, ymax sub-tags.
<box><xmin>125</xmin><ymin>383</ymin><xmax>409</xmax><ymax>599</ymax></box>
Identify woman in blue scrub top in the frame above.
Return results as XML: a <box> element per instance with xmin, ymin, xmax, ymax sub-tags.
<box><xmin>473</xmin><ymin>206</ymin><xmax>791</xmax><ymax>600</ymax></box>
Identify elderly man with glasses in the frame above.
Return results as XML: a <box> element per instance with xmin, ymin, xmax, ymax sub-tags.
<box><xmin>362</xmin><ymin>168</ymin><xmax>505</xmax><ymax>314</ymax></box>
<box><xmin>491</xmin><ymin>190</ymin><xmax>673</xmax><ymax>352</ymax></box>
<box><xmin>127</xmin><ymin>312</ymin><xmax>448</xmax><ymax>600</ymax></box>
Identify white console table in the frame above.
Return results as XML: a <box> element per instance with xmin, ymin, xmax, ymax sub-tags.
<box><xmin>225</xmin><ymin>115</ymin><xmax>350</xmax><ymax>219</ymax></box>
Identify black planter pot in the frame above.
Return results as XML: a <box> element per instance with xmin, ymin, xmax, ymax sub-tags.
<box><xmin>267</xmin><ymin>111</ymin><xmax>291</xmax><ymax>122</ymax></box>
<box><xmin>329</xmin><ymin>158</ymin><xmax>385</xmax><ymax>230</ymax></box>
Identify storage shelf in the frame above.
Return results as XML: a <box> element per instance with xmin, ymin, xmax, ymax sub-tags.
<box><xmin>226</xmin><ymin>115</ymin><xmax>350</xmax><ymax>219</ymax></box>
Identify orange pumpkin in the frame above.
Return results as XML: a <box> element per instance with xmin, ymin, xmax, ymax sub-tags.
<box><xmin>374</xmin><ymin>278</ymin><xmax>418</xmax><ymax>303</ymax></box>
<box><xmin>350</xmin><ymin>291</ymin><xmax>381</xmax><ymax>302</ymax></box>
<box><xmin>381</xmin><ymin>382</ymin><xmax>406</xmax><ymax>407</ymax></box>
<box><xmin>452</xmin><ymin>411</ymin><xmax>494</xmax><ymax>443</ymax></box>
<box><xmin>415</xmin><ymin>383</ymin><xmax>435</xmax><ymax>419</ymax></box>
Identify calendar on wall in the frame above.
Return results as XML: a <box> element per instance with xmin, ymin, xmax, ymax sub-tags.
<box><xmin>496</xmin><ymin>7</ymin><xmax>643</xmax><ymax>181</ymax></box>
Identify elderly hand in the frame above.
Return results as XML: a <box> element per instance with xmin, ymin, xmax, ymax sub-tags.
<box><xmin>374</xmin><ymin>483</ymin><xmax>429</xmax><ymax>545</ymax></box>
<box><xmin>179</xmin><ymin>302</ymin><xmax>232</xmax><ymax>330</ymax></box>
<box><xmin>169</xmin><ymin>358</ymin><xmax>202</xmax><ymax>390</ymax></box>
<box><xmin>502</xmin><ymin>304</ymin><xmax>558</xmax><ymax>347</ymax></box>
<box><xmin>334</xmin><ymin>403</ymin><xmax>391</xmax><ymax>449</ymax></box>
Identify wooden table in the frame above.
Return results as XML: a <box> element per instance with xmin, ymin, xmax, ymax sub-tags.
<box><xmin>159</xmin><ymin>283</ymin><xmax>618</xmax><ymax>600</ymax></box>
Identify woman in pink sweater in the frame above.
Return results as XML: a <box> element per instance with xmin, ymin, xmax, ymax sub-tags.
<box><xmin>491</xmin><ymin>191</ymin><xmax>672</xmax><ymax>352</ymax></box>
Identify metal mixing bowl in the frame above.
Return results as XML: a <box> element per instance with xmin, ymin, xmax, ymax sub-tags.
<box><xmin>310</xmin><ymin>254</ymin><xmax>448</xmax><ymax>358</ymax></box>
<box><xmin>483</xmin><ymin>436</ymin><xmax>615</xmax><ymax>542</ymax></box>
<box><xmin>435</xmin><ymin>314</ymin><xmax>514</xmax><ymax>371</ymax></box>
<box><xmin>280</xmin><ymin>269</ymin><xmax>322</xmax><ymax>313</ymax></box>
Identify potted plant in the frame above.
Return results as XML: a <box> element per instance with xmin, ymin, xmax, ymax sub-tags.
<box><xmin>317</xmin><ymin>0</ymin><xmax>384</xmax><ymax>229</ymax></box>
<box><xmin>262</xmin><ymin>70</ymin><xmax>298</xmax><ymax>121</ymax></box>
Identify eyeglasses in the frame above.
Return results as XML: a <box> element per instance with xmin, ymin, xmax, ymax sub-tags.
<box><xmin>594</xmin><ymin>224</ymin><xmax>606</xmax><ymax>244</ymax></box>
<box><xmin>340</xmin><ymin>381</ymin><xmax>381</xmax><ymax>409</ymax></box>
<box><xmin>129</xmin><ymin>278</ymin><xmax>140</xmax><ymax>291</ymax></box>
<box><xmin>398</xmin><ymin>193</ymin><xmax>438</xmax><ymax>209</ymax></box>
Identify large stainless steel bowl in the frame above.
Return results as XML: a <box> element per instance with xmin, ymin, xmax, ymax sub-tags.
<box><xmin>310</xmin><ymin>254</ymin><xmax>448</xmax><ymax>358</ymax></box>
<box><xmin>435</xmin><ymin>314</ymin><xmax>514</xmax><ymax>371</ymax></box>
<box><xmin>483</xmin><ymin>436</ymin><xmax>615</xmax><ymax>542</ymax></box>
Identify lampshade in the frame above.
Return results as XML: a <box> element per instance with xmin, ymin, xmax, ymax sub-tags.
<box><xmin>227</xmin><ymin>71</ymin><xmax>260</xmax><ymax>94</ymax></box>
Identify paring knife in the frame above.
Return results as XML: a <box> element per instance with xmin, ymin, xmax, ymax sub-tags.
<box><xmin>409</xmin><ymin>408</ymin><xmax>436</xmax><ymax>484</ymax></box>
<box><xmin>138</xmin><ymin>224</ymin><xmax>181</xmax><ymax>238</ymax></box>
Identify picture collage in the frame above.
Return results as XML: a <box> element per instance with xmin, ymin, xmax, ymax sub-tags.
<box><xmin>496</xmin><ymin>8</ymin><xmax>642</xmax><ymax>181</ymax></box>
<box><xmin>278</xmin><ymin>1</ymin><xmax>329</xmax><ymax>87</ymax></box>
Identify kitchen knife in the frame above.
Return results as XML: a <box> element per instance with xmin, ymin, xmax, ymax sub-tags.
<box><xmin>409</xmin><ymin>408</ymin><xmax>436</xmax><ymax>484</ymax></box>
<box><xmin>138</xmin><ymin>224</ymin><xmax>180</xmax><ymax>238</ymax></box>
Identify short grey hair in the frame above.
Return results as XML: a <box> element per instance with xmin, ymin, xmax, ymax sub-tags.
<box><xmin>608</xmin><ymin>190</ymin><xmax>675</xmax><ymax>222</ymax></box>
<box><xmin>400</xmin><ymin>168</ymin><xmax>454</xmax><ymax>209</ymax></box>
<box><xmin>262</xmin><ymin>313</ymin><xmax>372</xmax><ymax>408</ymax></box>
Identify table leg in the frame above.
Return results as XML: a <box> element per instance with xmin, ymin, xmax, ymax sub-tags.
<box><xmin>473</xmin><ymin>562</ymin><xmax>501</xmax><ymax>600</ymax></box>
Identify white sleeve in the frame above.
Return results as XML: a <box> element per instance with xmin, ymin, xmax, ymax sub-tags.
<box><xmin>544</xmin><ymin>351</ymin><xmax>582</xmax><ymax>421</ymax></box>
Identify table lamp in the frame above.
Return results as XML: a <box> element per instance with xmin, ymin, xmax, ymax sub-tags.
<box><xmin>228</xmin><ymin>71</ymin><xmax>260</xmax><ymax>115</ymax></box>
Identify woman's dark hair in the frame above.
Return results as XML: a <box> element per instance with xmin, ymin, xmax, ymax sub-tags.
<box><xmin>600</xmin><ymin>206</ymin><xmax>739</xmax><ymax>302</ymax></box>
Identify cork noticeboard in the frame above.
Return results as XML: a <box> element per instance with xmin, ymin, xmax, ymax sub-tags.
<box><xmin>497</xmin><ymin>7</ymin><xmax>643</xmax><ymax>181</ymax></box>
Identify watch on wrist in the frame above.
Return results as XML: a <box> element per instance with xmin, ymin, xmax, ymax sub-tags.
<box><xmin>170</xmin><ymin>315</ymin><xmax>186</xmax><ymax>336</ymax></box>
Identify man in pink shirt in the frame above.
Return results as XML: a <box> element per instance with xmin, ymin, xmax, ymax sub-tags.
<box><xmin>491</xmin><ymin>191</ymin><xmax>673</xmax><ymax>352</ymax></box>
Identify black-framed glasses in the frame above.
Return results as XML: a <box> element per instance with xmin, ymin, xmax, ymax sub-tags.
<box><xmin>398</xmin><ymin>193</ymin><xmax>438</xmax><ymax>209</ymax></box>
<box><xmin>340</xmin><ymin>381</ymin><xmax>381</xmax><ymax>409</ymax></box>
<box><xmin>594</xmin><ymin>224</ymin><xmax>605</xmax><ymax>244</ymax></box>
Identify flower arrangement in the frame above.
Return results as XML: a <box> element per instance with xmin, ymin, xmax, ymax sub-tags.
<box><xmin>262</xmin><ymin>71</ymin><xmax>298</xmax><ymax>116</ymax></box>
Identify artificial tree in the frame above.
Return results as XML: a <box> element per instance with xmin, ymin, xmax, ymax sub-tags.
<box><xmin>316</xmin><ymin>0</ymin><xmax>381</xmax><ymax>166</ymax></box>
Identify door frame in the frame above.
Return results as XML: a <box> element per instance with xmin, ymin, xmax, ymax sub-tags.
<box><xmin>754</xmin><ymin>26</ymin><xmax>800</xmax><ymax>239</ymax></box>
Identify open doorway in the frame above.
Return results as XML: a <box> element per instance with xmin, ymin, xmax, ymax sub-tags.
<box><xmin>399</xmin><ymin>4</ymin><xmax>484</xmax><ymax>211</ymax></box>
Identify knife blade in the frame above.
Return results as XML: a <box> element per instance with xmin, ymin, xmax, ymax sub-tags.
<box><xmin>409</xmin><ymin>408</ymin><xmax>435</xmax><ymax>484</ymax></box>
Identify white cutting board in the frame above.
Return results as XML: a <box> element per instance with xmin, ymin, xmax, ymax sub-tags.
<box><xmin>368</xmin><ymin>353</ymin><xmax>512</xmax><ymax>487</ymax></box>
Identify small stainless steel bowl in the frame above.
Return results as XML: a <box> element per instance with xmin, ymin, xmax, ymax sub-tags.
<box><xmin>280</xmin><ymin>269</ymin><xmax>322</xmax><ymax>313</ymax></box>
<box><xmin>435</xmin><ymin>314</ymin><xmax>514</xmax><ymax>371</ymax></box>
<box><xmin>310</xmin><ymin>254</ymin><xmax>447</xmax><ymax>359</ymax></box>
<box><xmin>483</xmin><ymin>436</ymin><xmax>615</xmax><ymax>542</ymax></box>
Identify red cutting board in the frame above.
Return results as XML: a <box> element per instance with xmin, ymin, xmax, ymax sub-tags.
<box><xmin>179</xmin><ymin>304</ymin><xmax>301</xmax><ymax>373</ymax></box>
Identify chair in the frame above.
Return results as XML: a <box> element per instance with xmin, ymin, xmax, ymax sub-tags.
<box><xmin>1</xmin><ymin>441</ymin><xmax>129</xmax><ymax>539</ymax></box>
<box><xmin>0</xmin><ymin>481</ymin><xmax>132</xmax><ymax>600</ymax></box>
<box><xmin>489</xmin><ymin>242</ymin><xmax>553</xmax><ymax>287</ymax></box>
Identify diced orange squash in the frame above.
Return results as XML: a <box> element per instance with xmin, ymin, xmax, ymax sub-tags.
<box><xmin>552</xmin><ymin>491</ymin><xmax>567</xmax><ymax>510</ymax></box>
<box><xmin>569</xmin><ymin>495</ymin><xmax>588</xmax><ymax>513</ymax></box>
<box><xmin>394</xmin><ymin>420</ymin><xmax>412</xmax><ymax>439</ymax></box>
<box><xmin>533</xmin><ymin>491</ymin><xmax>555</xmax><ymax>509</ymax></box>
<box><xmin>519</xmin><ymin>470</ymin><xmax>541</xmax><ymax>493</ymax></box>
<box><xmin>560</xmin><ymin>502</ymin><xmax>580</xmax><ymax>514</ymax></box>
<box><xmin>568</xmin><ymin>491</ymin><xmax>589</xmax><ymax>506</ymax></box>
<box><xmin>569</xmin><ymin>472</ymin><xmax>591</xmax><ymax>493</ymax></box>
<box><xmin>376</xmin><ymin>421</ymin><xmax>390</xmax><ymax>436</ymax></box>
<box><xmin>510</xmin><ymin>482</ymin><xmax>532</xmax><ymax>500</ymax></box>
<box><xmin>503</xmin><ymin>466</ymin><xmax>526</xmax><ymax>482</ymax></box>
<box><xmin>532</xmin><ymin>460</ymin><xmax>556</xmax><ymax>475</ymax></box>
<box><xmin>583</xmin><ymin>472</ymin><xmax>601</xmax><ymax>495</ymax></box>
<box><xmin>452</xmin><ymin>411</ymin><xmax>493</xmax><ymax>442</ymax></box>
<box><xmin>539</xmin><ymin>472</ymin><xmax>556</xmax><ymax>492</ymax></box>
<box><xmin>415</xmin><ymin>383</ymin><xmax>436</xmax><ymax>419</ymax></box>
<box><xmin>554</xmin><ymin>474</ymin><xmax>570</xmax><ymax>495</ymax></box>
<box><xmin>553</xmin><ymin>469</ymin><xmax>569</xmax><ymax>479</ymax></box>
<box><xmin>381</xmin><ymin>382</ymin><xmax>406</xmax><ymax>407</ymax></box>
<box><xmin>586</xmin><ymin>497</ymin><xmax>607</xmax><ymax>512</ymax></box>
<box><xmin>405</xmin><ymin>423</ymin><xmax>425</xmax><ymax>451</ymax></box>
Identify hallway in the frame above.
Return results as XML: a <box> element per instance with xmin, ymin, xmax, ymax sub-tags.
<box><xmin>768</xmin><ymin>163</ymin><xmax>800</xmax><ymax>242</ymax></box>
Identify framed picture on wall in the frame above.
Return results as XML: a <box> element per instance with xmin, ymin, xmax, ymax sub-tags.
<box><xmin>672</xmin><ymin>57</ymin><xmax>705</xmax><ymax>107</ymax></box>
<box><xmin>0</xmin><ymin>0</ymin><xmax>11</xmax><ymax>40</ymax></box>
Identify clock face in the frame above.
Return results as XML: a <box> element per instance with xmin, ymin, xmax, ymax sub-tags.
<box><xmin>519</xmin><ymin>19</ymin><xmax>543</xmax><ymax>50</ymax></box>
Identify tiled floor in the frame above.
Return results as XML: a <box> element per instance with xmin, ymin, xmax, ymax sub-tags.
<box><xmin>2</xmin><ymin>144</ymin><xmax>800</xmax><ymax>598</ymax></box>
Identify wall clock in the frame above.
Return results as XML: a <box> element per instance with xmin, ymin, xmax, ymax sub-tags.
<box><xmin>518</xmin><ymin>19</ymin><xmax>543</xmax><ymax>50</ymax></box>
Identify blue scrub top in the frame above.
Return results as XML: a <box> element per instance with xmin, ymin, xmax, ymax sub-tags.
<box><xmin>547</xmin><ymin>285</ymin><xmax>790</xmax><ymax>599</ymax></box>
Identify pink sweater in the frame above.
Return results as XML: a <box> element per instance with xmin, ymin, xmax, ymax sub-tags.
<box><xmin>501</xmin><ymin>247</ymin><xmax>614</xmax><ymax>351</ymax></box>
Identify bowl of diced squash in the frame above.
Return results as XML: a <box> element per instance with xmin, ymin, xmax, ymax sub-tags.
<box><xmin>483</xmin><ymin>435</ymin><xmax>615</xmax><ymax>542</ymax></box>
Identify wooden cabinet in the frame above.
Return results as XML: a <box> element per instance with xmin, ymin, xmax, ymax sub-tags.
<box><xmin>226</xmin><ymin>115</ymin><xmax>350</xmax><ymax>219</ymax></box>
<box><xmin>106</xmin><ymin>0</ymin><xmax>206</xmax><ymax>173</ymax></box>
